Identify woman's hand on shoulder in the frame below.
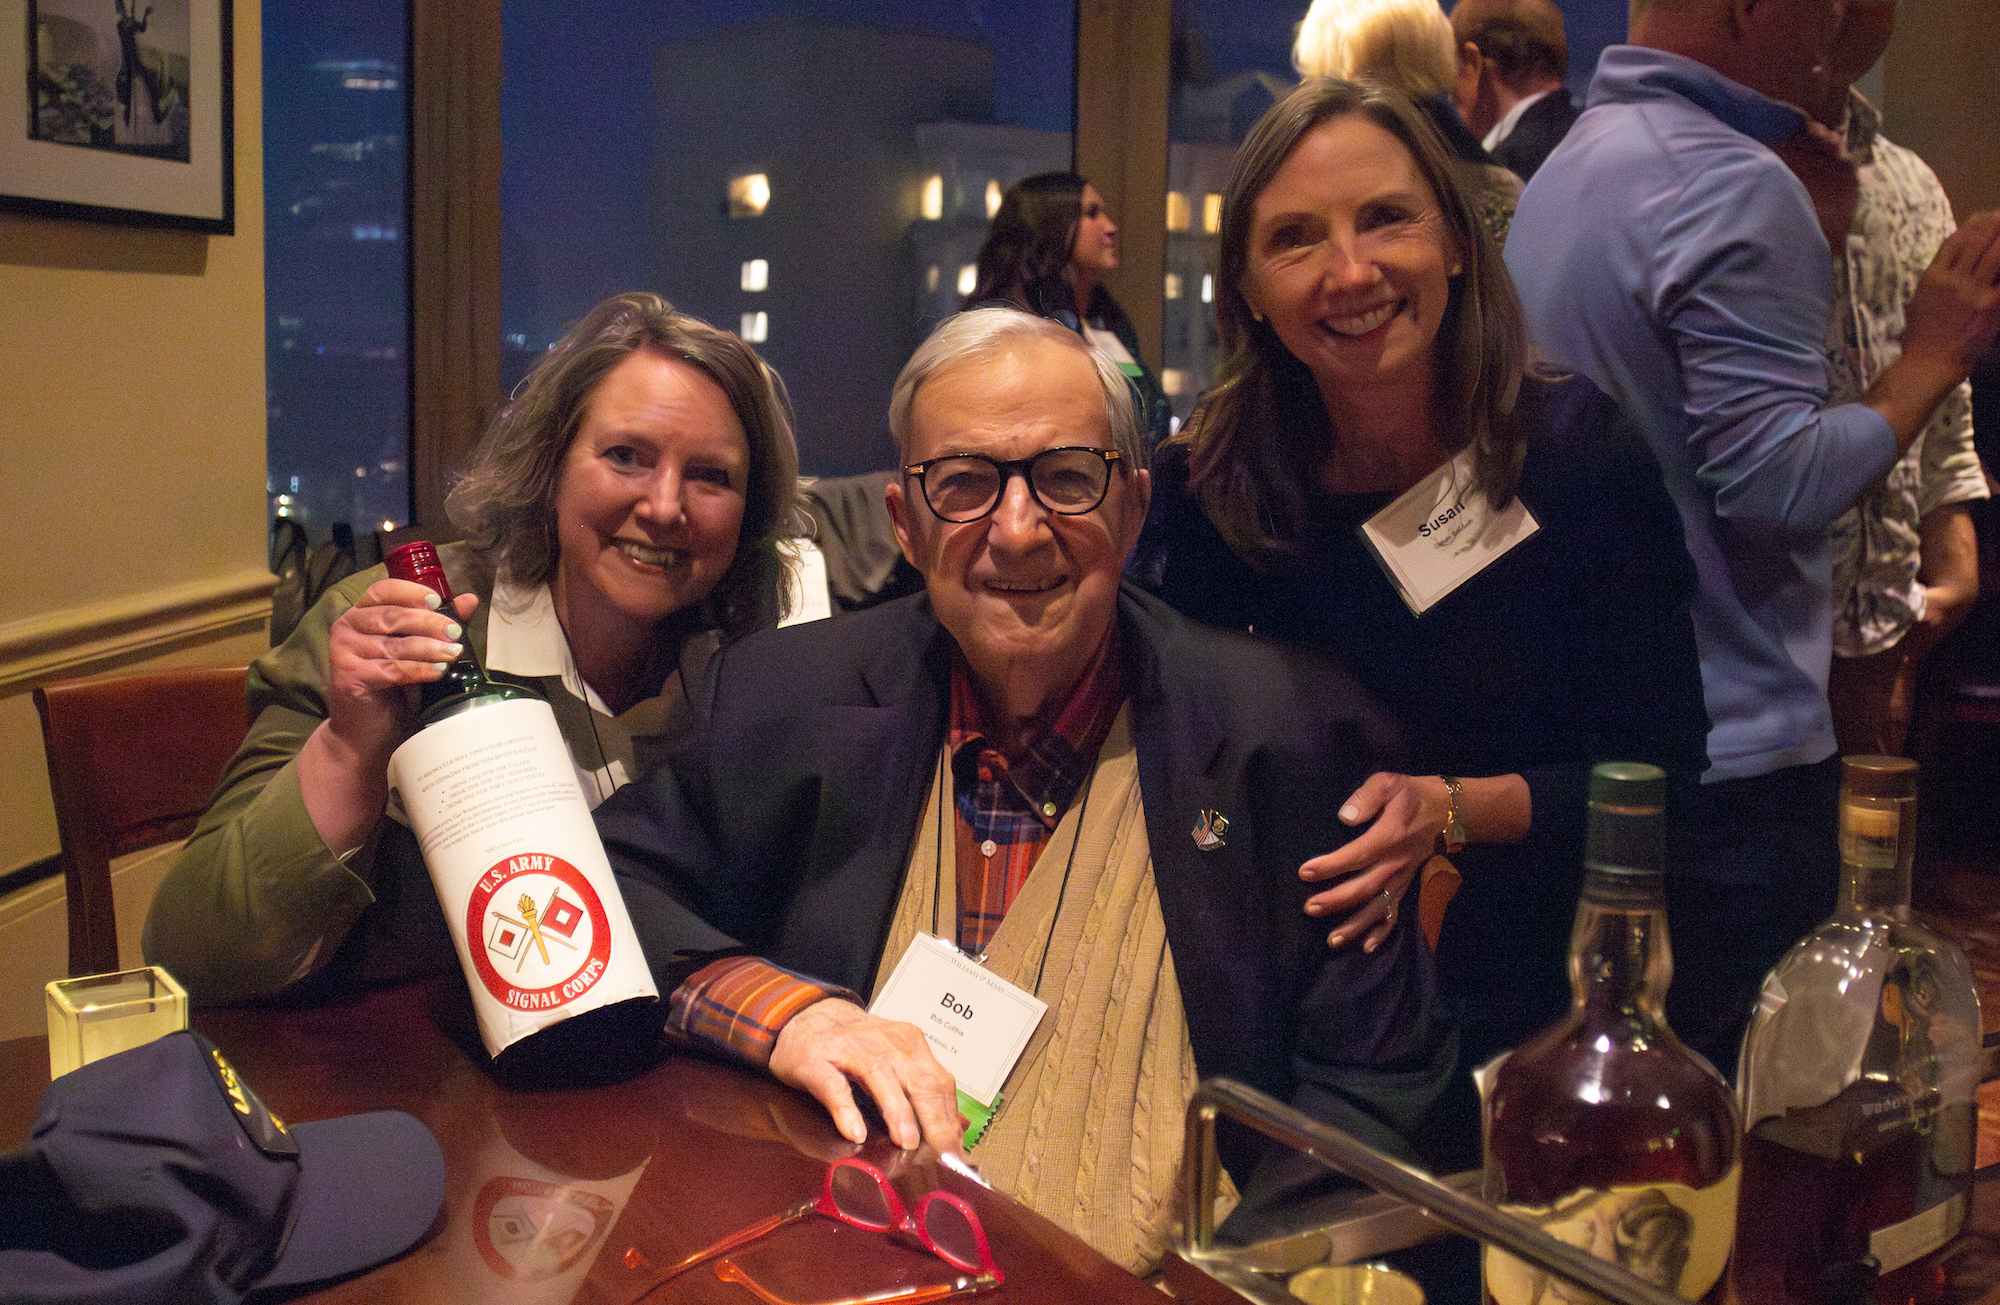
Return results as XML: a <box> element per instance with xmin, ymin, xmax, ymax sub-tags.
<box><xmin>1300</xmin><ymin>771</ymin><xmax>1531</xmax><ymax>951</ymax></box>
<box><xmin>1298</xmin><ymin>772</ymin><xmax>1451</xmax><ymax>953</ymax></box>
<box><xmin>323</xmin><ymin>579</ymin><xmax>479</xmax><ymax>754</ymax></box>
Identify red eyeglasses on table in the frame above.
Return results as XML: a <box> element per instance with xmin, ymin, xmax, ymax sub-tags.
<box><xmin>640</xmin><ymin>1156</ymin><xmax>1002</xmax><ymax>1303</ymax></box>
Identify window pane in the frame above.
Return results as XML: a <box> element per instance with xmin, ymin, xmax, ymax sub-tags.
<box><xmin>1164</xmin><ymin>2</ymin><xmax>1297</xmax><ymax>429</ymax></box>
<box><xmin>263</xmin><ymin>1</ymin><xmax>411</xmax><ymax>541</ymax></box>
<box><xmin>501</xmin><ymin>2</ymin><xmax>1074</xmax><ymax>475</ymax></box>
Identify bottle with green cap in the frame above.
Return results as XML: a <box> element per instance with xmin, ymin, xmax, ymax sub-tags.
<box><xmin>1481</xmin><ymin>761</ymin><xmax>1742</xmax><ymax>1305</ymax></box>
<box><xmin>1730</xmin><ymin>756</ymin><xmax>1981</xmax><ymax>1305</ymax></box>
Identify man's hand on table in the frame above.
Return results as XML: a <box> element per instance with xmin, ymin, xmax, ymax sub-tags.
<box><xmin>769</xmin><ymin>998</ymin><xmax>967</xmax><ymax>1156</ymax></box>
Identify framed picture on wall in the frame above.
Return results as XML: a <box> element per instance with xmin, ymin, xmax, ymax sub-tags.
<box><xmin>2</xmin><ymin>0</ymin><xmax>232</xmax><ymax>233</ymax></box>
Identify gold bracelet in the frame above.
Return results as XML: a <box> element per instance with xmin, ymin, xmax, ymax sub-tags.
<box><xmin>1436</xmin><ymin>776</ymin><xmax>1466</xmax><ymax>855</ymax></box>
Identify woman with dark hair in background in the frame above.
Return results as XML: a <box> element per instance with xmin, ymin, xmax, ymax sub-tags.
<box><xmin>147</xmin><ymin>292</ymin><xmax>804</xmax><ymax>1005</ymax></box>
<box><xmin>966</xmin><ymin>171</ymin><xmax>1172</xmax><ymax>446</ymax></box>
<box><xmin>1133</xmin><ymin>80</ymin><xmax>1707</xmax><ymax>1122</ymax></box>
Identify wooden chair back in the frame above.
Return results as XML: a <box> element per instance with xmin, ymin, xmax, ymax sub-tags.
<box><xmin>32</xmin><ymin>665</ymin><xmax>251</xmax><ymax>977</ymax></box>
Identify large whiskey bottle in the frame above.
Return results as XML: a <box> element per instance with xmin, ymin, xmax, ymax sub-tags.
<box><xmin>1482</xmin><ymin>762</ymin><xmax>1741</xmax><ymax>1305</ymax></box>
<box><xmin>1731</xmin><ymin>756</ymin><xmax>1981</xmax><ymax>1305</ymax></box>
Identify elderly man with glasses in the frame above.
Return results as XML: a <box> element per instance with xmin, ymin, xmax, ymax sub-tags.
<box><xmin>594</xmin><ymin>306</ymin><xmax>1454</xmax><ymax>1274</ymax></box>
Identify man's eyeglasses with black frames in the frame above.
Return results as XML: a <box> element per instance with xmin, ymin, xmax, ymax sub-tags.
<box><xmin>904</xmin><ymin>447</ymin><xmax>1123</xmax><ymax>523</ymax></box>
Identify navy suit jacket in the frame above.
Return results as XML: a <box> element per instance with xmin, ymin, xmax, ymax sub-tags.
<box><xmin>1492</xmin><ymin>89</ymin><xmax>1581</xmax><ymax>182</ymax></box>
<box><xmin>595</xmin><ymin>583</ymin><xmax>1456</xmax><ymax>1173</ymax></box>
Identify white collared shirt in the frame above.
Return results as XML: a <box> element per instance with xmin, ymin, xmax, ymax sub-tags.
<box><xmin>482</xmin><ymin>576</ymin><xmax>605</xmax><ymax>709</ymax></box>
<box><xmin>479</xmin><ymin>578</ymin><xmax>639</xmax><ymax>801</ymax></box>
<box><xmin>1482</xmin><ymin>86</ymin><xmax>1557</xmax><ymax>154</ymax></box>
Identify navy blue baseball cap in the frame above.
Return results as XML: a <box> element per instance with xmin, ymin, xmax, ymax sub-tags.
<box><xmin>0</xmin><ymin>1030</ymin><xmax>445</xmax><ymax>1303</ymax></box>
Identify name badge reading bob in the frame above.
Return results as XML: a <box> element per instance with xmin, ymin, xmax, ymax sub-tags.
<box><xmin>1359</xmin><ymin>445</ymin><xmax>1539</xmax><ymax>615</ymax></box>
<box><xmin>870</xmin><ymin>933</ymin><xmax>1046</xmax><ymax>1107</ymax></box>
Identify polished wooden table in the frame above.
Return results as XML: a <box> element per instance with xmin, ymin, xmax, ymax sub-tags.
<box><xmin>15</xmin><ymin>986</ymin><xmax>2000</xmax><ymax>1305</ymax></box>
<box><xmin>1</xmin><ymin>981</ymin><xmax>1169</xmax><ymax>1305</ymax></box>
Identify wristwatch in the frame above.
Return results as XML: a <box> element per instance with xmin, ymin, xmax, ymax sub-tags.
<box><xmin>1435</xmin><ymin>776</ymin><xmax>1466</xmax><ymax>855</ymax></box>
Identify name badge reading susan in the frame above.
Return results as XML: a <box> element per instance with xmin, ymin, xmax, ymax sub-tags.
<box><xmin>1359</xmin><ymin>446</ymin><xmax>1539</xmax><ymax>616</ymax></box>
<box><xmin>870</xmin><ymin>933</ymin><xmax>1046</xmax><ymax>1108</ymax></box>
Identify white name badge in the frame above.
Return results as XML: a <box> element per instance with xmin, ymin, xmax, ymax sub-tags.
<box><xmin>1359</xmin><ymin>446</ymin><xmax>1539</xmax><ymax>615</ymax></box>
<box><xmin>869</xmin><ymin>933</ymin><xmax>1047</xmax><ymax>1107</ymax></box>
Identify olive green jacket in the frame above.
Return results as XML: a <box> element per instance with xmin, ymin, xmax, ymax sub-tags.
<box><xmin>143</xmin><ymin>543</ymin><xmax>708</xmax><ymax>1005</ymax></box>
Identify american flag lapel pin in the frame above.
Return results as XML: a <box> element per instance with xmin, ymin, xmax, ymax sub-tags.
<box><xmin>1192</xmin><ymin>808</ymin><xmax>1228</xmax><ymax>851</ymax></box>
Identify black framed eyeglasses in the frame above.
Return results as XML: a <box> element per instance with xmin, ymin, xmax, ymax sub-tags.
<box><xmin>903</xmin><ymin>447</ymin><xmax>1123</xmax><ymax>523</ymax></box>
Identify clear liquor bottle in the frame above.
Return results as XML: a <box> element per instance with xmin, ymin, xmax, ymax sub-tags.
<box><xmin>1482</xmin><ymin>762</ymin><xmax>1741</xmax><ymax>1305</ymax></box>
<box><xmin>1731</xmin><ymin>756</ymin><xmax>1981</xmax><ymax>1305</ymax></box>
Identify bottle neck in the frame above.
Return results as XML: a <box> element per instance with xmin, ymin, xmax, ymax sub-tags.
<box><xmin>1569</xmin><ymin>869</ymin><xmax>1672</xmax><ymax>1025</ymax></box>
<box><xmin>417</xmin><ymin>645</ymin><xmax>535</xmax><ymax>724</ymax></box>
<box><xmin>1837</xmin><ymin>800</ymin><xmax>1913</xmax><ymax>917</ymax></box>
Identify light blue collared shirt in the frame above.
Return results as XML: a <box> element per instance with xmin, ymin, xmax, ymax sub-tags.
<box><xmin>1506</xmin><ymin>46</ymin><xmax>1898</xmax><ymax>783</ymax></box>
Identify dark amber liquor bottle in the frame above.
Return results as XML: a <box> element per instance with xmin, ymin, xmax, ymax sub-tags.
<box><xmin>1731</xmin><ymin>757</ymin><xmax>1981</xmax><ymax>1305</ymax></box>
<box><xmin>1482</xmin><ymin>762</ymin><xmax>1741</xmax><ymax>1305</ymax></box>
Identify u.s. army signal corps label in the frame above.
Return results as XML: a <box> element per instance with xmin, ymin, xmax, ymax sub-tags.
<box><xmin>389</xmin><ymin>695</ymin><xmax>656</xmax><ymax>1056</ymax></box>
<box><xmin>465</xmin><ymin>852</ymin><xmax>614</xmax><ymax>1011</ymax></box>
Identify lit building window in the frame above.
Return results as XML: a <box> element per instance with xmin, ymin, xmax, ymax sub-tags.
<box><xmin>1165</xmin><ymin>192</ymin><xmax>1192</xmax><ymax>233</ymax></box>
<box><xmin>1161</xmin><ymin>368</ymin><xmax>1187</xmax><ymax>396</ymax></box>
<box><xmin>925</xmin><ymin>265</ymin><xmax>940</xmax><ymax>293</ymax></box>
<box><xmin>1164</xmin><ymin>273</ymin><xmax>1183</xmax><ymax>300</ymax></box>
<box><xmin>921</xmin><ymin>174</ymin><xmax>944</xmax><ymax>221</ymax></box>
<box><xmin>1203</xmin><ymin>193</ymin><xmax>1223</xmax><ymax>235</ymax></box>
<box><xmin>740</xmin><ymin>311</ymin><xmax>769</xmax><ymax>343</ymax></box>
<box><xmin>986</xmin><ymin>179</ymin><xmax>1002</xmax><ymax>219</ymax></box>
<box><xmin>741</xmin><ymin>258</ymin><xmax>769</xmax><ymax>292</ymax></box>
<box><xmin>1201</xmin><ymin>274</ymin><xmax>1214</xmax><ymax>304</ymax></box>
<box><xmin>729</xmin><ymin>173</ymin><xmax>770</xmax><ymax>218</ymax></box>
<box><xmin>956</xmin><ymin>264</ymin><xmax>977</xmax><ymax>297</ymax></box>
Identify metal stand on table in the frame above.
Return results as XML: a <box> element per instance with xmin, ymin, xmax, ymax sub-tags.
<box><xmin>1165</xmin><ymin>1078</ymin><xmax>1696</xmax><ymax>1305</ymax></box>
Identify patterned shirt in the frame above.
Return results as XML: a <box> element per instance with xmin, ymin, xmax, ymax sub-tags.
<box><xmin>666</xmin><ymin>630</ymin><xmax>1126</xmax><ymax>1065</ymax></box>
<box><xmin>1825</xmin><ymin>92</ymin><xmax>1989</xmax><ymax>658</ymax></box>
<box><xmin>947</xmin><ymin>633</ymin><xmax>1124</xmax><ymax>956</ymax></box>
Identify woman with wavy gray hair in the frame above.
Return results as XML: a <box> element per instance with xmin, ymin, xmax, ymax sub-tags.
<box><xmin>147</xmin><ymin>292</ymin><xmax>802</xmax><ymax>1005</ymax></box>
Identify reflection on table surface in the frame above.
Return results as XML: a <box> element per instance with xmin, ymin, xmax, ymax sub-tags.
<box><xmin>0</xmin><ymin>980</ymin><xmax>1166</xmax><ymax>1305</ymax></box>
